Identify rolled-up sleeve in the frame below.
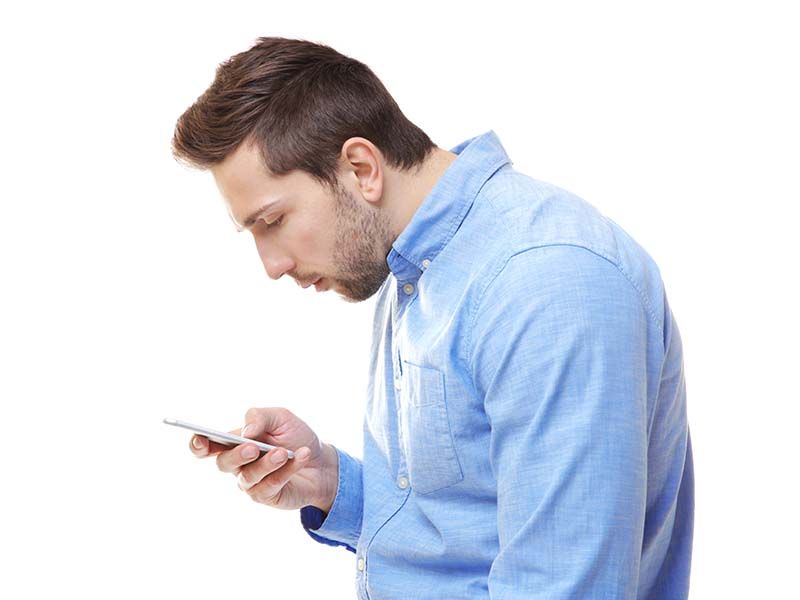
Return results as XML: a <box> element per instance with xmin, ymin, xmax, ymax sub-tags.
<box><xmin>469</xmin><ymin>244</ymin><xmax>651</xmax><ymax>598</ymax></box>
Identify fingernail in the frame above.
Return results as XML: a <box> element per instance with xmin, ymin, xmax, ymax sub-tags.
<box><xmin>296</xmin><ymin>448</ymin><xmax>310</xmax><ymax>461</ymax></box>
<box><xmin>191</xmin><ymin>437</ymin><xmax>203</xmax><ymax>450</ymax></box>
<box><xmin>271</xmin><ymin>450</ymin><xmax>287</xmax><ymax>464</ymax></box>
<box><xmin>242</xmin><ymin>445</ymin><xmax>259</xmax><ymax>459</ymax></box>
<box><xmin>242</xmin><ymin>424</ymin><xmax>253</xmax><ymax>438</ymax></box>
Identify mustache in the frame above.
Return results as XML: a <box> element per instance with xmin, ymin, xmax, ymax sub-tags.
<box><xmin>289</xmin><ymin>271</ymin><xmax>321</xmax><ymax>287</ymax></box>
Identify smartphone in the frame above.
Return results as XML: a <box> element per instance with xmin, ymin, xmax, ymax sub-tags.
<box><xmin>163</xmin><ymin>418</ymin><xmax>294</xmax><ymax>459</ymax></box>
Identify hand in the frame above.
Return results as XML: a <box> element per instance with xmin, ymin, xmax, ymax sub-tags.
<box><xmin>189</xmin><ymin>407</ymin><xmax>339</xmax><ymax>513</ymax></box>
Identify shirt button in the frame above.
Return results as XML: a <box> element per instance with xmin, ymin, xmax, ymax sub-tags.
<box><xmin>398</xmin><ymin>477</ymin><xmax>409</xmax><ymax>489</ymax></box>
<box><xmin>394</xmin><ymin>378</ymin><xmax>402</xmax><ymax>391</ymax></box>
<box><xmin>403</xmin><ymin>283</ymin><xmax>415</xmax><ymax>295</ymax></box>
<box><xmin>357</xmin><ymin>558</ymin><xmax>365</xmax><ymax>571</ymax></box>
<box><xmin>421</xmin><ymin>259</ymin><xmax>431</xmax><ymax>269</ymax></box>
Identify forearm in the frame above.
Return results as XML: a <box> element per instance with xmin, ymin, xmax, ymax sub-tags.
<box><xmin>311</xmin><ymin>442</ymin><xmax>340</xmax><ymax>514</ymax></box>
<box><xmin>301</xmin><ymin>445</ymin><xmax>363</xmax><ymax>552</ymax></box>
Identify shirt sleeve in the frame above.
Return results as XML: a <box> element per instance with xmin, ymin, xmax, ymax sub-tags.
<box><xmin>299</xmin><ymin>445</ymin><xmax>363</xmax><ymax>553</ymax></box>
<box><xmin>469</xmin><ymin>245</ymin><xmax>652</xmax><ymax>599</ymax></box>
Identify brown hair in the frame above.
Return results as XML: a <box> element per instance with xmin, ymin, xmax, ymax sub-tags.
<box><xmin>172</xmin><ymin>37</ymin><xmax>436</xmax><ymax>186</ymax></box>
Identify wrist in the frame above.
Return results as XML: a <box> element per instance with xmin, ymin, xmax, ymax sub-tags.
<box><xmin>314</xmin><ymin>442</ymin><xmax>339</xmax><ymax>514</ymax></box>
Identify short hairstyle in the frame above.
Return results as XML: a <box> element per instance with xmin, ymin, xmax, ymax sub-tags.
<box><xmin>171</xmin><ymin>37</ymin><xmax>436</xmax><ymax>186</ymax></box>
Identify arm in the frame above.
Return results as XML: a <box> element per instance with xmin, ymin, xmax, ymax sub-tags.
<box><xmin>300</xmin><ymin>446</ymin><xmax>363</xmax><ymax>552</ymax></box>
<box><xmin>189</xmin><ymin>407</ymin><xmax>362</xmax><ymax>551</ymax></box>
<box><xmin>469</xmin><ymin>245</ymin><xmax>651</xmax><ymax>599</ymax></box>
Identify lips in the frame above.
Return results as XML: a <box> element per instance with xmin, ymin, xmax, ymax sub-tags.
<box><xmin>298</xmin><ymin>277</ymin><xmax>322</xmax><ymax>290</ymax></box>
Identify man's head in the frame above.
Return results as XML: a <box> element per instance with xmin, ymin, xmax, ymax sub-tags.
<box><xmin>171</xmin><ymin>37</ymin><xmax>437</xmax><ymax>302</ymax></box>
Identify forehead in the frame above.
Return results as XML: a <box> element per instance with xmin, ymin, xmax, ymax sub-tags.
<box><xmin>211</xmin><ymin>142</ymin><xmax>327</xmax><ymax>229</ymax></box>
<box><xmin>211</xmin><ymin>142</ymin><xmax>273</xmax><ymax>207</ymax></box>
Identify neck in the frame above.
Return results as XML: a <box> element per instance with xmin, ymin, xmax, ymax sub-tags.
<box><xmin>386</xmin><ymin>147</ymin><xmax>458</xmax><ymax>239</ymax></box>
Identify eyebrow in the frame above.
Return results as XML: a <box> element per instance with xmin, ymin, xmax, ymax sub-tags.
<box><xmin>235</xmin><ymin>201</ymin><xmax>278</xmax><ymax>233</ymax></box>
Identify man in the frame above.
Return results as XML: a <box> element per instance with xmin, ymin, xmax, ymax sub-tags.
<box><xmin>172</xmin><ymin>37</ymin><xmax>693</xmax><ymax>599</ymax></box>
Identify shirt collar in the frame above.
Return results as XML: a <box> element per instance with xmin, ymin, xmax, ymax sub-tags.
<box><xmin>386</xmin><ymin>130</ymin><xmax>512</xmax><ymax>282</ymax></box>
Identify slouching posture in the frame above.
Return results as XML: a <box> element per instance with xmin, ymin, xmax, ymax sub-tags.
<box><xmin>300</xmin><ymin>131</ymin><xmax>693</xmax><ymax>599</ymax></box>
<box><xmin>174</xmin><ymin>37</ymin><xmax>692</xmax><ymax>600</ymax></box>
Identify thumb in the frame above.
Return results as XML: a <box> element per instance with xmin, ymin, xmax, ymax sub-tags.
<box><xmin>242</xmin><ymin>407</ymin><xmax>291</xmax><ymax>440</ymax></box>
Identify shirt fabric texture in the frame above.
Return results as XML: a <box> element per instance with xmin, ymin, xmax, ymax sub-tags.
<box><xmin>300</xmin><ymin>131</ymin><xmax>694</xmax><ymax>599</ymax></box>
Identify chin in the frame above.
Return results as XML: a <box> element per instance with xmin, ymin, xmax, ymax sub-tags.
<box><xmin>339</xmin><ymin>286</ymin><xmax>382</xmax><ymax>304</ymax></box>
<box><xmin>336</xmin><ymin>288</ymin><xmax>360</xmax><ymax>304</ymax></box>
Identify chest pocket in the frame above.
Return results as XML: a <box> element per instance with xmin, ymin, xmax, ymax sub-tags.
<box><xmin>399</xmin><ymin>361</ymin><xmax>464</xmax><ymax>495</ymax></box>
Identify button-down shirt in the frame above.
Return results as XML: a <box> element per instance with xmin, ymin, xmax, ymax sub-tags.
<box><xmin>300</xmin><ymin>131</ymin><xmax>694</xmax><ymax>599</ymax></box>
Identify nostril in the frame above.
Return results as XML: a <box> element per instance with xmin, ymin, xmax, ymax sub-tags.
<box><xmin>260</xmin><ymin>254</ymin><xmax>295</xmax><ymax>281</ymax></box>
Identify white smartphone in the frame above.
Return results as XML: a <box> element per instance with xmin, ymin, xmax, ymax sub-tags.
<box><xmin>163</xmin><ymin>418</ymin><xmax>294</xmax><ymax>459</ymax></box>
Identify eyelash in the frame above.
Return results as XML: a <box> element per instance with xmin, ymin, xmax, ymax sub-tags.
<box><xmin>264</xmin><ymin>216</ymin><xmax>282</xmax><ymax>229</ymax></box>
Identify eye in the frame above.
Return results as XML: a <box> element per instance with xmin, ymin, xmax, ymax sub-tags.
<box><xmin>263</xmin><ymin>216</ymin><xmax>283</xmax><ymax>229</ymax></box>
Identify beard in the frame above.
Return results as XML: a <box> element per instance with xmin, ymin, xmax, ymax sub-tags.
<box><xmin>328</xmin><ymin>181</ymin><xmax>395</xmax><ymax>303</ymax></box>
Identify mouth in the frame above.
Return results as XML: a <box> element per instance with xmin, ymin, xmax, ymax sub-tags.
<box><xmin>299</xmin><ymin>277</ymin><xmax>324</xmax><ymax>290</ymax></box>
<box><xmin>313</xmin><ymin>278</ymin><xmax>326</xmax><ymax>292</ymax></box>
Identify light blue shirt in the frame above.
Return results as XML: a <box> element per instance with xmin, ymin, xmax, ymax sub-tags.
<box><xmin>301</xmin><ymin>131</ymin><xmax>694</xmax><ymax>599</ymax></box>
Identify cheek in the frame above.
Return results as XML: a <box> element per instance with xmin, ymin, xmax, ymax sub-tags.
<box><xmin>293</xmin><ymin>219</ymin><xmax>329</xmax><ymax>259</ymax></box>
<box><xmin>296</xmin><ymin>223</ymin><xmax>317</xmax><ymax>247</ymax></box>
<box><xmin>292</xmin><ymin>203</ymin><xmax>337</xmax><ymax>258</ymax></box>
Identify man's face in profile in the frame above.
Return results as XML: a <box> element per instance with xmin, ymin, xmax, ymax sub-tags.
<box><xmin>211</xmin><ymin>141</ymin><xmax>394</xmax><ymax>303</ymax></box>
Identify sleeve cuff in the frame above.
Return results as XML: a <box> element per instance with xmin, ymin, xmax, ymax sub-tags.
<box><xmin>299</xmin><ymin>446</ymin><xmax>363</xmax><ymax>553</ymax></box>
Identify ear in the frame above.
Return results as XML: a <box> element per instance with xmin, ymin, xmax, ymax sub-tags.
<box><xmin>339</xmin><ymin>137</ymin><xmax>384</xmax><ymax>204</ymax></box>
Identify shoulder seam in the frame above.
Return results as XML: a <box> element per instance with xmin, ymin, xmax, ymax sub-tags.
<box><xmin>464</xmin><ymin>243</ymin><xmax>663</xmax><ymax>369</ymax></box>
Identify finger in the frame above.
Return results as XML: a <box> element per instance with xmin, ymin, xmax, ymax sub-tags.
<box><xmin>215</xmin><ymin>442</ymin><xmax>262</xmax><ymax>474</ymax></box>
<box><xmin>238</xmin><ymin>446</ymin><xmax>293</xmax><ymax>490</ymax></box>
<box><xmin>244</xmin><ymin>447</ymin><xmax>312</xmax><ymax>501</ymax></box>
<box><xmin>242</xmin><ymin>407</ymin><xmax>292</xmax><ymax>442</ymax></box>
<box><xmin>189</xmin><ymin>435</ymin><xmax>234</xmax><ymax>457</ymax></box>
<box><xmin>190</xmin><ymin>435</ymin><xmax>208</xmax><ymax>456</ymax></box>
<box><xmin>190</xmin><ymin>428</ymin><xmax>242</xmax><ymax>458</ymax></box>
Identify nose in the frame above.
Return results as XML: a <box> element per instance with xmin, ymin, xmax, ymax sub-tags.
<box><xmin>253</xmin><ymin>236</ymin><xmax>295</xmax><ymax>280</ymax></box>
<box><xmin>263</xmin><ymin>255</ymin><xmax>295</xmax><ymax>280</ymax></box>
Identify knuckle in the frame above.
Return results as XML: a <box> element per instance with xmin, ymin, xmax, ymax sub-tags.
<box><xmin>263</xmin><ymin>468</ymin><xmax>289</xmax><ymax>490</ymax></box>
<box><xmin>245</xmin><ymin>407</ymin><xmax>262</xmax><ymax>422</ymax></box>
<box><xmin>238</xmin><ymin>469</ymin><xmax>256</xmax><ymax>487</ymax></box>
<box><xmin>249</xmin><ymin>482</ymin><xmax>277</xmax><ymax>505</ymax></box>
<box><xmin>216</xmin><ymin>454</ymin><xmax>235</xmax><ymax>473</ymax></box>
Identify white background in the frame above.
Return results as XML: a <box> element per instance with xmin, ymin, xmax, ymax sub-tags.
<box><xmin>1</xmin><ymin>1</ymin><xmax>798</xmax><ymax>598</ymax></box>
